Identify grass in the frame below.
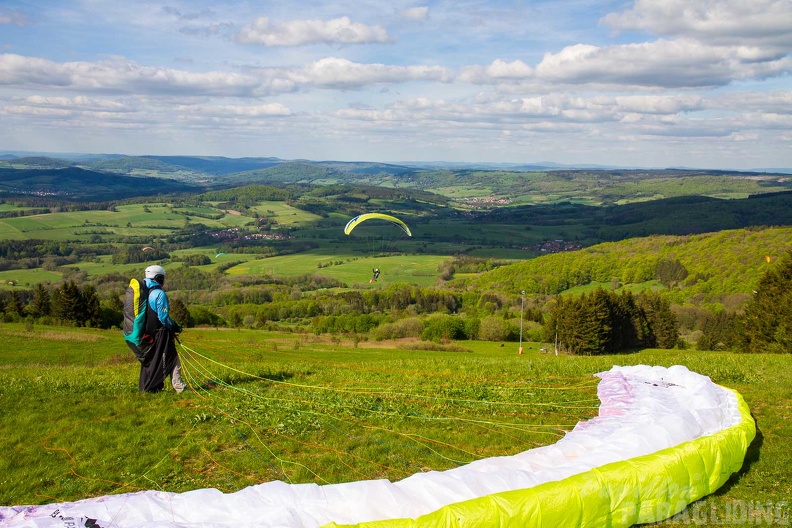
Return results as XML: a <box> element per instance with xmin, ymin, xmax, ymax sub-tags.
<box><xmin>0</xmin><ymin>322</ymin><xmax>788</xmax><ymax>526</ymax></box>
<box><xmin>228</xmin><ymin>252</ymin><xmax>448</xmax><ymax>287</ymax></box>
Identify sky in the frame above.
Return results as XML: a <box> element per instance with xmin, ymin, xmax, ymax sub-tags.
<box><xmin>0</xmin><ymin>0</ymin><xmax>790</xmax><ymax>169</ymax></box>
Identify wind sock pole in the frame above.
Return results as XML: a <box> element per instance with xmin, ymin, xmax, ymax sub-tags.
<box><xmin>518</xmin><ymin>290</ymin><xmax>525</xmax><ymax>355</ymax></box>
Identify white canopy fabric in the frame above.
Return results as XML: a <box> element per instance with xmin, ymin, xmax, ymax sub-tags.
<box><xmin>0</xmin><ymin>364</ymin><xmax>755</xmax><ymax>528</ymax></box>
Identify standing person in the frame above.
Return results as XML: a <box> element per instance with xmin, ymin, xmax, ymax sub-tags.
<box><xmin>139</xmin><ymin>265</ymin><xmax>186</xmax><ymax>393</ymax></box>
<box><xmin>371</xmin><ymin>268</ymin><xmax>380</xmax><ymax>283</ymax></box>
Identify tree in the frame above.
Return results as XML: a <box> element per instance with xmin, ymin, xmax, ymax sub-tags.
<box><xmin>27</xmin><ymin>283</ymin><xmax>51</xmax><ymax>318</ymax></box>
<box><xmin>51</xmin><ymin>281</ymin><xmax>100</xmax><ymax>327</ymax></box>
<box><xmin>169</xmin><ymin>298</ymin><xmax>193</xmax><ymax>328</ymax></box>
<box><xmin>636</xmin><ymin>291</ymin><xmax>679</xmax><ymax>349</ymax></box>
<box><xmin>52</xmin><ymin>281</ymin><xmax>82</xmax><ymax>323</ymax></box>
<box><xmin>80</xmin><ymin>285</ymin><xmax>101</xmax><ymax>327</ymax></box>
<box><xmin>656</xmin><ymin>258</ymin><xmax>689</xmax><ymax>287</ymax></box>
<box><xmin>698</xmin><ymin>311</ymin><xmax>738</xmax><ymax>351</ymax></box>
<box><xmin>738</xmin><ymin>251</ymin><xmax>792</xmax><ymax>353</ymax></box>
<box><xmin>544</xmin><ymin>288</ymin><xmax>679</xmax><ymax>355</ymax></box>
<box><xmin>5</xmin><ymin>291</ymin><xmax>24</xmax><ymax>316</ymax></box>
<box><xmin>477</xmin><ymin>315</ymin><xmax>511</xmax><ymax>341</ymax></box>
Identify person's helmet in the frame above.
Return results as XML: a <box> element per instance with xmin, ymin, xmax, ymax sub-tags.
<box><xmin>145</xmin><ymin>265</ymin><xmax>166</xmax><ymax>282</ymax></box>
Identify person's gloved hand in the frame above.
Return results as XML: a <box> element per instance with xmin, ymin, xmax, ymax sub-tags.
<box><xmin>172</xmin><ymin>323</ymin><xmax>183</xmax><ymax>335</ymax></box>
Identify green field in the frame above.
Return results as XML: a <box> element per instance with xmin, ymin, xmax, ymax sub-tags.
<box><xmin>0</xmin><ymin>203</ymin><xmax>257</xmax><ymax>242</ymax></box>
<box><xmin>247</xmin><ymin>200</ymin><xmax>324</xmax><ymax>225</ymax></box>
<box><xmin>0</xmin><ymin>323</ymin><xmax>788</xmax><ymax>526</ymax></box>
<box><xmin>228</xmin><ymin>252</ymin><xmax>448</xmax><ymax>287</ymax></box>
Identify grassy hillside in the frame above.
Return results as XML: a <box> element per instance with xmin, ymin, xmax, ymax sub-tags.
<box><xmin>464</xmin><ymin>226</ymin><xmax>792</xmax><ymax>304</ymax></box>
<box><xmin>0</xmin><ymin>323</ymin><xmax>787</xmax><ymax>525</ymax></box>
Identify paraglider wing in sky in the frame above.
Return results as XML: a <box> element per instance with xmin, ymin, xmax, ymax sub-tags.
<box><xmin>141</xmin><ymin>246</ymin><xmax>154</xmax><ymax>251</ymax></box>
<box><xmin>344</xmin><ymin>213</ymin><xmax>412</xmax><ymax>237</ymax></box>
<box><xmin>0</xmin><ymin>365</ymin><xmax>754</xmax><ymax>528</ymax></box>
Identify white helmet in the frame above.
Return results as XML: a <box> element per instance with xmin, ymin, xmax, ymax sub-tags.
<box><xmin>145</xmin><ymin>265</ymin><xmax>166</xmax><ymax>280</ymax></box>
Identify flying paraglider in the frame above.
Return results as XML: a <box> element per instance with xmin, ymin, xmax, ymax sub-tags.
<box><xmin>142</xmin><ymin>246</ymin><xmax>154</xmax><ymax>252</ymax></box>
<box><xmin>344</xmin><ymin>213</ymin><xmax>412</xmax><ymax>237</ymax></box>
<box><xmin>0</xmin><ymin>365</ymin><xmax>754</xmax><ymax>528</ymax></box>
<box><xmin>215</xmin><ymin>252</ymin><xmax>227</xmax><ymax>258</ymax></box>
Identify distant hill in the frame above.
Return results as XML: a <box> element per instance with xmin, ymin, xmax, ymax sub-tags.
<box><xmin>0</xmin><ymin>156</ymin><xmax>73</xmax><ymax>169</ymax></box>
<box><xmin>143</xmin><ymin>156</ymin><xmax>282</xmax><ymax>175</ymax></box>
<box><xmin>0</xmin><ymin>166</ymin><xmax>201</xmax><ymax>201</ymax></box>
<box><xmin>219</xmin><ymin>161</ymin><xmax>347</xmax><ymax>185</ymax></box>
<box><xmin>81</xmin><ymin>156</ymin><xmax>202</xmax><ymax>179</ymax></box>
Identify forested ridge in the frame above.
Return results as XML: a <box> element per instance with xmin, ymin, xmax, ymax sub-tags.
<box><xmin>465</xmin><ymin>226</ymin><xmax>792</xmax><ymax>303</ymax></box>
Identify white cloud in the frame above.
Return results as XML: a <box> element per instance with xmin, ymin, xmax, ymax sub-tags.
<box><xmin>191</xmin><ymin>103</ymin><xmax>292</xmax><ymax>118</ymax></box>
<box><xmin>713</xmin><ymin>91</ymin><xmax>792</xmax><ymax>114</ymax></box>
<box><xmin>0</xmin><ymin>53</ymin><xmax>295</xmax><ymax>97</ymax></box>
<box><xmin>288</xmin><ymin>57</ymin><xmax>451</xmax><ymax>88</ymax></box>
<box><xmin>0</xmin><ymin>53</ymin><xmax>455</xmax><ymax>96</ymax></box>
<box><xmin>235</xmin><ymin>16</ymin><xmax>391</xmax><ymax>46</ymax></box>
<box><xmin>401</xmin><ymin>6</ymin><xmax>429</xmax><ymax>21</ymax></box>
<box><xmin>534</xmin><ymin>39</ymin><xmax>792</xmax><ymax>88</ymax></box>
<box><xmin>459</xmin><ymin>59</ymin><xmax>533</xmax><ymax>83</ymax></box>
<box><xmin>13</xmin><ymin>95</ymin><xmax>132</xmax><ymax>112</ymax></box>
<box><xmin>603</xmin><ymin>0</ymin><xmax>792</xmax><ymax>48</ymax></box>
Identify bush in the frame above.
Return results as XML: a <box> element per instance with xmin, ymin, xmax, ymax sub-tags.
<box><xmin>190</xmin><ymin>305</ymin><xmax>225</xmax><ymax>327</ymax></box>
<box><xmin>477</xmin><ymin>316</ymin><xmax>511</xmax><ymax>341</ymax></box>
<box><xmin>421</xmin><ymin>314</ymin><xmax>466</xmax><ymax>342</ymax></box>
<box><xmin>370</xmin><ymin>318</ymin><xmax>424</xmax><ymax>340</ymax></box>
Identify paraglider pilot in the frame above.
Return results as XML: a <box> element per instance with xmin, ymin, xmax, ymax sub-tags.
<box><xmin>139</xmin><ymin>265</ymin><xmax>186</xmax><ymax>393</ymax></box>
<box><xmin>371</xmin><ymin>268</ymin><xmax>380</xmax><ymax>282</ymax></box>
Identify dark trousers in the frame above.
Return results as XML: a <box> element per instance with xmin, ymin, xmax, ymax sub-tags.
<box><xmin>138</xmin><ymin>328</ymin><xmax>178</xmax><ymax>393</ymax></box>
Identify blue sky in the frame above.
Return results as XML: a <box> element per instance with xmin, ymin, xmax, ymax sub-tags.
<box><xmin>1</xmin><ymin>0</ymin><xmax>790</xmax><ymax>169</ymax></box>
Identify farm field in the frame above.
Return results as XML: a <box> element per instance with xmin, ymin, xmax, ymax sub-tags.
<box><xmin>226</xmin><ymin>252</ymin><xmax>448</xmax><ymax>287</ymax></box>
<box><xmin>0</xmin><ymin>323</ymin><xmax>787</xmax><ymax>526</ymax></box>
<box><xmin>0</xmin><ymin>203</ymin><xmax>256</xmax><ymax>242</ymax></box>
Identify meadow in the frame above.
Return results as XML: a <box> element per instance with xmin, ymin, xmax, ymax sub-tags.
<box><xmin>0</xmin><ymin>322</ymin><xmax>788</xmax><ymax>526</ymax></box>
<box><xmin>228</xmin><ymin>252</ymin><xmax>448</xmax><ymax>287</ymax></box>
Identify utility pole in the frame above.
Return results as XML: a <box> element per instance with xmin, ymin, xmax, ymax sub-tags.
<box><xmin>518</xmin><ymin>290</ymin><xmax>525</xmax><ymax>355</ymax></box>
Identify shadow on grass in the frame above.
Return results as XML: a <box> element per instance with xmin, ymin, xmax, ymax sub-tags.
<box><xmin>196</xmin><ymin>370</ymin><xmax>295</xmax><ymax>390</ymax></box>
<box><xmin>712</xmin><ymin>414</ymin><xmax>764</xmax><ymax>496</ymax></box>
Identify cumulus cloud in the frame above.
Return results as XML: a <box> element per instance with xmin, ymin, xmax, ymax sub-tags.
<box><xmin>459</xmin><ymin>59</ymin><xmax>533</xmax><ymax>83</ymax></box>
<box><xmin>401</xmin><ymin>6</ymin><xmax>429</xmax><ymax>20</ymax></box>
<box><xmin>602</xmin><ymin>0</ymin><xmax>792</xmax><ymax>48</ymax></box>
<box><xmin>713</xmin><ymin>90</ymin><xmax>792</xmax><ymax>114</ymax></box>
<box><xmin>0</xmin><ymin>53</ymin><xmax>295</xmax><ymax>97</ymax></box>
<box><xmin>13</xmin><ymin>95</ymin><xmax>132</xmax><ymax>112</ymax></box>
<box><xmin>286</xmin><ymin>57</ymin><xmax>451</xmax><ymax>88</ymax></box>
<box><xmin>534</xmin><ymin>39</ymin><xmax>792</xmax><ymax>88</ymax></box>
<box><xmin>0</xmin><ymin>53</ymin><xmax>453</xmax><ymax>97</ymax></box>
<box><xmin>338</xmin><ymin>92</ymin><xmax>706</xmax><ymax>128</ymax></box>
<box><xmin>201</xmin><ymin>103</ymin><xmax>292</xmax><ymax>117</ymax></box>
<box><xmin>235</xmin><ymin>16</ymin><xmax>391</xmax><ymax>46</ymax></box>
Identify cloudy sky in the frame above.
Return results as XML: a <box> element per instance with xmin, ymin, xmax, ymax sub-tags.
<box><xmin>1</xmin><ymin>0</ymin><xmax>790</xmax><ymax>169</ymax></box>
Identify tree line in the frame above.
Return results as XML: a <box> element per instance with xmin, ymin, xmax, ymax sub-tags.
<box><xmin>1</xmin><ymin>249</ymin><xmax>789</xmax><ymax>355</ymax></box>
